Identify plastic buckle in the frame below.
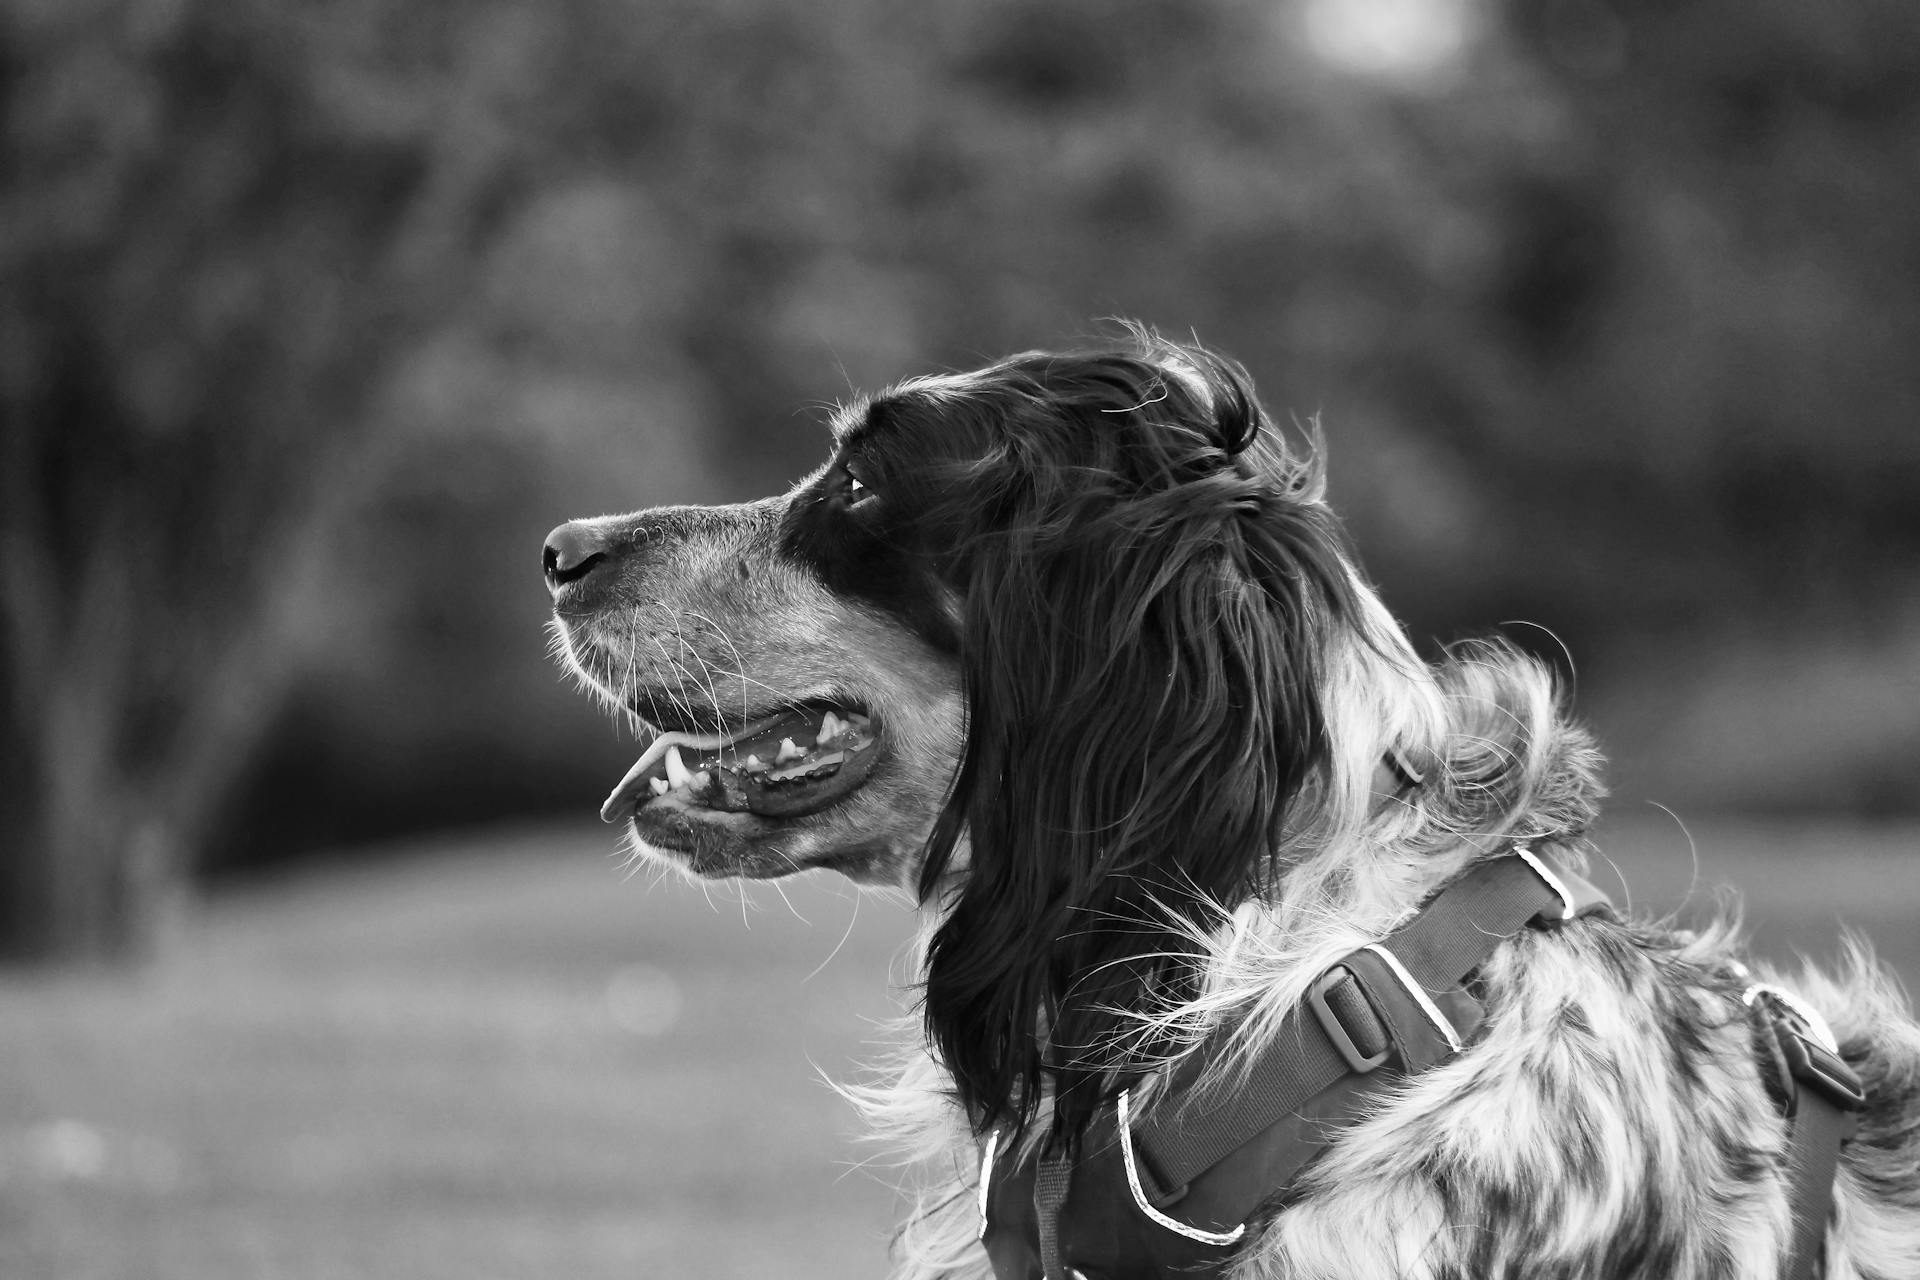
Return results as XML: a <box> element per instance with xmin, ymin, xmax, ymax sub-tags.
<box><xmin>1743</xmin><ymin>983</ymin><xmax>1839</xmax><ymax>1054</ymax></box>
<box><xmin>1779</xmin><ymin>1028</ymin><xmax>1867</xmax><ymax>1114</ymax></box>
<box><xmin>1309</xmin><ymin>965</ymin><xmax>1392</xmax><ymax>1074</ymax></box>
<box><xmin>1744</xmin><ymin>982</ymin><xmax>1865</xmax><ymax>1116</ymax></box>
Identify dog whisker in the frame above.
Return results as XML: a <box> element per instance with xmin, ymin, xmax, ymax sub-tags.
<box><xmin>802</xmin><ymin>887</ymin><xmax>862</xmax><ymax>984</ymax></box>
<box><xmin>671</xmin><ymin>615</ymin><xmax>726</xmax><ymax>720</ymax></box>
<box><xmin>681</xmin><ymin>608</ymin><xmax>760</xmax><ymax>727</ymax></box>
<box><xmin>766</xmin><ymin>875</ymin><xmax>809</xmax><ymax>927</ymax></box>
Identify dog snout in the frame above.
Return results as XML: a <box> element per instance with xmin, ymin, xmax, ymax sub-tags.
<box><xmin>543</xmin><ymin>520</ymin><xmax>613</xmax><ymax>598</ymax></box>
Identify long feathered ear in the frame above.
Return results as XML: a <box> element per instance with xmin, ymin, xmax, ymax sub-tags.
<box><xmin>914</xmin><ymin>345</ymin><xmax>1361</xmax><ymax>1145</ymax></box>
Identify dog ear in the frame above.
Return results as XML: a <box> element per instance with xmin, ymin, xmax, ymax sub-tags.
<box><xmin>916</xmin><ymin>351</ymin><xmax>1360</xmax><ymax>1142</ymax></box>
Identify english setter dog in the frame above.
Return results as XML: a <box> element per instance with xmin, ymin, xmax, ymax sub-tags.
<box><xmin>544</xmin><ymin>333</ymin><xmax>1920</xmax><ymax>1279</ymax></box>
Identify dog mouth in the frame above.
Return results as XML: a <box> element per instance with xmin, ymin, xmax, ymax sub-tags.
<box><xmin>600</xmin><ymin>701</ymin><xmax>882</xmax><ymax>824</ymax></box>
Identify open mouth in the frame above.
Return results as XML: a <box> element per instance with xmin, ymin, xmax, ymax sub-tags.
<box><xmin>600</xmin><ymin>701</ymin><xmax>882</xmax><ymax>823</ymax></box>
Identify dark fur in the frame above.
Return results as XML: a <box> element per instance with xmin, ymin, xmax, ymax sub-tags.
<box><xmin>897</xmin><ymin>350</ymin><xmax>1362</xmax><ymax>1145</ymax></box>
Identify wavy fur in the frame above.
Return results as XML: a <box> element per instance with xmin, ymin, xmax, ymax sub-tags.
<box><xmin>546</xmin><ymin>329</ymin><xmax>1920</xmax><ymax>1278</ymax></box>
<box><xmin>912</xmin><ymin>346</ymin><xmax>1363</xmax><ymax>1146</ymax></box>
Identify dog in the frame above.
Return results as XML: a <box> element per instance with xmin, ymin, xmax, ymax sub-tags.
<box><xmin>543</xmin><ymin>332</ymin><xmax>1920</xmax><ymax>1278</ymax></box>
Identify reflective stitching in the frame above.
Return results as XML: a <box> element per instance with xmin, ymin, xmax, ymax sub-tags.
<box><xmin>1514</xmin><ymin>844</ymin><xmax>1576</xmax><ymax>921</ymax></box>
<box><xmin>1361</xmin><ymin>943</ymin><xmax>1464</xmax><ymax>1054</ymax></box>
<box><xmin>1116</xmin><ymin>1089</ymin><xmax>1247</xmax><ymax>1246</ymax></box>
<box><xmin>977</xmin><ymin>1128</ymin><xmax>1001</xmax><ymax>1242</ymax></box>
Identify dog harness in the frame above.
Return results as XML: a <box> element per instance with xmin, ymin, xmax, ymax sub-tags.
<box><xmin>976</xmin><ymin>846</ymin><xmax>1866</xmax><ymax>1280</ymax></box>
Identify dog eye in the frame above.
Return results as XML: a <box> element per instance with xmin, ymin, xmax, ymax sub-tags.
<box><xmin>844</xmin><ymin>461</ymin><xmax>879</xmax><ymax>506</ymax></box>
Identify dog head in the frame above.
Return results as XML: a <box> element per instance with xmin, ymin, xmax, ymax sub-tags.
<box><xmin>546</xmin><ymin>333</ymin><xmax>1423</xmax><ymax>1136</ymax></box>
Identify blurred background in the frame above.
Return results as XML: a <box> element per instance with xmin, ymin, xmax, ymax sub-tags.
<box><xmin>2</xmin><ymin>0</ymin><xmax>1916</xmax><ymax>1275</ymax></box>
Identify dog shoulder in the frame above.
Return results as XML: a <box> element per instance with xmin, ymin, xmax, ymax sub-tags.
<box><xmin>863</xmin><ymin>919</ymin><xmax>1920</xmax><ymax>1279</ymax></box>
<box><xmin>1237</xmin><ymin>915</ymin><xmax>1798</xmax><ymax>1277</ymax></box>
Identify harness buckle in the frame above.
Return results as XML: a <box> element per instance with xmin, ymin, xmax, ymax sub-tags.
<box><xmin>1744</xmin><ymin>982</ymin><xmax>1865</xmax><ymax>1117</ymax></box>
<box><xmin>1309</xmin><ymin>966</ymin><xmax>1392</xmax><ymax>1074</ymax></box>
<box><xmin>1743</xmin><ymin>982</ymin><xmax>1839</xmax><ymax>1054</ymax></box>
<box><xmin>1780</xmin><ymin>1030</ymin><xmax>1867</xmax><ymax>1115</ymax></box>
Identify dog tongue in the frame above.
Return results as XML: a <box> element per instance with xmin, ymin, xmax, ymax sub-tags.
<box><xmin>601</xmin><ymin>707</ymin><xmax>879</xmax><ymax>821</ymax></box>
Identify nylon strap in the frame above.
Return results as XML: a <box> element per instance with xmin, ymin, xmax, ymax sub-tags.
<box><xmin>1002</xmin><ymin>848</ymin><xmax>1863</xmax><ymax>1278</ymax></box>
<box><xmin>1786</xmin><ymin>1094</ymin><xmax>1851</xmax><ymax>1280</ymax></box>
<box><xmin>1754</xmin><ymin>995</ymin><xmax>1865</xmax><ymax>1280</ymax></box>
<box><xmin>1033</xmin><ymin>1153</ymin><xmax>1074</xmax><ymax>1280</ymax></box>
<box><xmin>1132</xmin><ymin>848</ymin><xmax>1610</xmax><ymax>1202</ymax></box>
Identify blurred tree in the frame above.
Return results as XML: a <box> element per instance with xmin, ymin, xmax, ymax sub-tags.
<box><xmin>1475</xmin><ymin>0</ymin><xmax>1920</xmax><ymax>614</ymax></box>
<box><xmin>0</xmin><ymin>0</ymin><xmax>534</xmax><ymax>959</ymax></box>
<box><xmin>7</xmin><ymin>0</ymin><xmax>1916</xmax><ymax>936</ymax></box>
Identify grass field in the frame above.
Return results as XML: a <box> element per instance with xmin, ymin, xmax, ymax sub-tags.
<box><xmin>1</xmin><ymin>814</ymin><xmax>1914</xmax><ymax>1280</ymax></box>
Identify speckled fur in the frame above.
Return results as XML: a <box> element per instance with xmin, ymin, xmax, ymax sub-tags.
<box><xmin>859</xmin><ymin>841</ymin><xmax>1920</xmax><ymax>1280</ymax></box>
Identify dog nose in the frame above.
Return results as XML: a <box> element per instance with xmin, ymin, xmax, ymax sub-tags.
<box><xmin>543</xmin><ymin>521</ymin><xmax>612</xmax><ymax>597</ymax></box>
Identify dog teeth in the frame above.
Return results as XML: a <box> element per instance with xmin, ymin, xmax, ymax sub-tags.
<box><xmin>605</xmin><ymin>713</ymin><xmax>878</xmax><ymax>820</ymax></box>
<box><xmin>665</xmin><ymin>745</ymin><xmax>692</xmax><ymax>789</ymax></box>
<box><xmin>767</xmin><ymin>751</ymin><xmax>845</xmax><ymax>783</ymax></box>
<box><xmin>816</xmin><ymin>711</ymin><xmax>843</xmax><ymax>745</ymax></box>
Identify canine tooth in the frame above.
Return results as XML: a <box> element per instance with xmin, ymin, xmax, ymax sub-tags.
<box><xmin>620</xmin><ymin>713</ymin><xmax>795</xmax><ymax>783</ymax></box>
<box><xmin>602</xmin><ymin>719</ymin><xmax>796</xmax><ymax>823</ymax></box>
<box><xmin>816</xmin><ymin>711</ymin><xmax>843</xmax><ymax>745</ymax></box>
<box><xmin>665</xmin><ymin>745</ymin><xmax>692</xmax><ymax>789</ymax></box>
<box><xmin>744</xmin><ymin>754</ymin><xmax>764</xmax><ymax>771</ymax></box>
<box><xmin>776</xmin><ymin>737</ymin><xmax>806</xmax><ymax>763</ymax></box>
<box><xmin>649</xmin><ymin>777</ymin><xmax>669</xmax><ymax>797</ymax></box>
